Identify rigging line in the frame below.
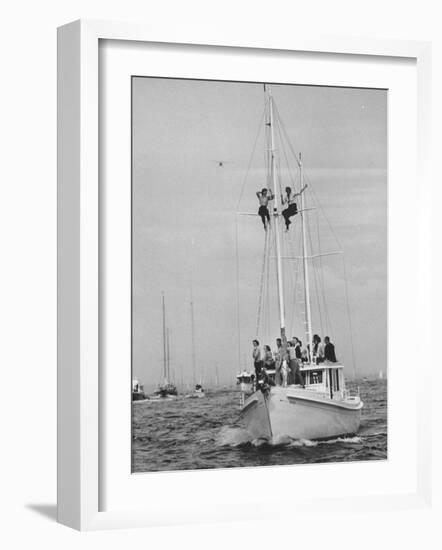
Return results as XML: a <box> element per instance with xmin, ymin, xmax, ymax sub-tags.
<box><xmin>306</xmin><ymin>211</ymin><xmax>325</xmax><ymax>337</ymax></box>
<box><xmin>341</xmin><ymin>255</ymin><xmax>357</xmax><ymax>378</ymax></box>
<box><xmin>269</xmin><ymin>100</ymin><xmax>344</xmax><ymax>354</ymax></box>
<box><xmin>264</xmin><ymin>98</ymin><xmax>273</xmax><ymax>191</ymax></box>
<box><xmin>256</xmin><ymin>228</ymin><xmax>269</xmax><ymax>338</ymax></box>
<box><xmin>315</xmin><ymin>207</ymin><xmax>333</xmax><ymax>337</ymax></box>
<box><xmin>288</xmin><ymin>219</ymin><xmax>303</xmax><ymax>336</ymax></box>
<box><xmin>283</xmin><ymin>216</ymin><xmax>297</xmax><ymax>335</ymax></box>
<box><xmin>303</xmin><ymin>170</ymin><xmax>343</xmax><ymax>251</ymax></box>
<box><xmin>308</xmin><ymin>199</ymin><xmax>327</xmax><ymax>337</ymax></box>
<box><xmin>235</xmin><ymin>216</ymin><xmax>242</xmax><ymax>367</ymax></box>
<box><xmin>280</xmin><ymin>229</ymin><xmax>289</xmax><ymax>333</ymax></box>
<box><xmin>260</xmin><ymin>226</ymin><xmax>268</xmax><ymax>341</ymax></box>
<box><xmin>274</xmin><ymin>108</ymin><xmax>298</xmax><ymax>190</ymax></box>
<box><xmin>264</xmin><ymin>147</ymin><xmax>270</xmax><ymax>190</ymax></box>
<box><xmin>283</xmin><ymin>224</ymin><xmax>298</xmax><ymax>337</ymax></box>
<box><xmin>273</xmin><ymin>102</ymin><xmax>302</xmax><ymax>169</ymax></box>
<box><xmin>275</xmin><ymin>155</ymin><xmax>282</xmax><ymax>193</ymax></box>
<box><xmin>236</xmin><ymin>106</ymin><xmax>266</xmax><ymax>211</ymax></box>
<box><xmin>262</xmin><ymin>226</ymin><xmax>272</xmax><ymax>339</ymax></box>
<box><xmin>290</xmin><ymin>241</ymin><xmax>302</xmax><ymax>338</ymax></box>
<box><xmin>272</xmin><ymin>105</ymin><xmax>336</xmax><ymax>340</ymax></box>
<box><xmin>303</xmin><ymin>174</ymin><xmax>357</xmax><ymax>374</ymax></box>
<box><xmin>267</xmin><ymin>223</ymin><xmax>275</xmax><ymax>342</ymax></box>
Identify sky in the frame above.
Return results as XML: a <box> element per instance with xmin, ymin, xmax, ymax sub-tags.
<box><xmin>132</xmin><ymin>77</ymin><xmax>387</xmax><ymax>391</ymax></box>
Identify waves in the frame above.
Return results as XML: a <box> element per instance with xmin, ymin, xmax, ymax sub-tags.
<box><xmin>132</xmin><ymin>380</ymin><xmax>387</xmax><ymax>472</ymax></box>
<box><xmin>216</xmin><ymin>426</ymin><xmax>364</xmax><ymax>449</ymax></box>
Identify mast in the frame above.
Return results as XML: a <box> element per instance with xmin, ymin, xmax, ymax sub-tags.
<box><xmin>268</xmin><ymin>88</ymin><xmax>287</xmax><ymax>346</ymax></box>
<box><xmin>166</xmin><ymin>327</ymin><xmax>171</xmax><ymax>382</ymax></box>
<box><xmin>299</xmin><ymin>153</ymin><xmax>313</xmax><ymax>362</ymax></box>
<box><xmin>190</xmin><ymin>288</ymin><xmax>196</xmax><ymax>385</ymax></box>
<box><xmin>162</xmin><ymin>292</ymin><xmax>168</xmax><ymax>384</ymax></box>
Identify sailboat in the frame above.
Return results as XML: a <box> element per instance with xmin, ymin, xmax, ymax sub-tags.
<box><xmin>237</xmin><ymin>86</ymin><xmax>363</xmax><ymax>441</ymax></box>
<box><xmin>153</xmin><ymin>292</ymin><xmax>178</xmax><ymax>398</ymax></box>
<box><xmin>132</xmin><ymin>377</ymin><xmax>147</xmax><ymax>401</ymax></box>
<box><xmin>185</xmin><ymin>289</ymin><xmax>205</xmax><ymax>398</ymax></box>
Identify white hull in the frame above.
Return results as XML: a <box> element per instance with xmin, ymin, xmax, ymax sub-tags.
<box><xmin>185</xmin><ymin>391</ymin><xmax>205</xmax><ymax>399</ymax></box>
<box><xmin>239</xmin><ymin>382</ymin><xmax>253</xmax><ymax>393</ymax></box>
<box><xmin>241</xmin><ymin>385</ymin><xmax>362</xmax><ymax>441</ymax></box>
<box><xmin>133</xmin><ymin>398</ymin><xmax>150</xmax><ymax>404</ymax></box>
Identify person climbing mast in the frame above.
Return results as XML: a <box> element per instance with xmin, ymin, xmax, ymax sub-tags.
<box><xmin>256</xmin><ymin>188</ymin><xmax>274</xmax><ymax>230</ymax></box>
<box><xmin>281</xmin><ymin>183</ymin><xmax>308</xmax><ymax>230</ymax></box>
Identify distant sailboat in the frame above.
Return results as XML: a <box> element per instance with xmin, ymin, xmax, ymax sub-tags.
<box><xmin>237</xmin><ymin>86</ymin><xmax>363</xmax><ymax>441</ymax></box>
<box><xmin>379</xmin><ymin>370</ymin><xmax>384</xmax><ymax>380</ymax></box>
<box><xmin>215</xmin><ymin>363</ymin><xmax>219</xmax><ymax>389</ymax></box>
<box><xmin>132</xmin><ymin>377</ymin><xmax>147</xmax><ymax>401</ymax></box>
<box><xmin>154</xmin><ymin>292</ymin><xmax>178</xmax><ymax>398</ymax></box>
<box><xmin>186</xmin><ymin>289</ymin><xmax>205</xmax><ymax>398</ymax></box>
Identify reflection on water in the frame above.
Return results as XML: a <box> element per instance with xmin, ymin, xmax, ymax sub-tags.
<box><xmin>132</xmin><ymin>379</ymin><xmax>387</xmax><ymax>472</ymax></box>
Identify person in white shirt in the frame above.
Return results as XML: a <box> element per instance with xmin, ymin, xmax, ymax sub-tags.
<box><xmin>252</xmin><ymin>339</ymin><xmax>262</xmax><ymax>388</ymax></box>
<box><xmin>281</xmin><ymin>360</ymin><xmax>289</xmax><ymax>387</ymax></box>
<box><xmin>288</xmin><ymin>338</ymin><xmax>305</xmax><ymax>387</ymax></box>
<box><xmin>281</xmin><ymin>184</ymin><xmax>307</xmax><ymax>230</ymax></box>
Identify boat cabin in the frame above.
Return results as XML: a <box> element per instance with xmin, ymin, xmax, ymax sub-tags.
<box><xmin>300</xmin><ymin>362</ymin><xmax>351</xmax><ymax>401</ymax></box>
<box><xmin>236</xmin><ymin>371</ymin><xmax>255</xmax><ymax>393</ymax></box>
<box><xmin>132</xmin><ymin>377</ymin><xmax>146</xmax><ymax>401</ymax></box>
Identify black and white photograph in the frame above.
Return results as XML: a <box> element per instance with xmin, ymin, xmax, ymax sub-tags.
<box><xmin>4</xmin><ymin>0</ymin><xmax>437</xmax><ymax>542</ymax></box>
<box><xmin>131</xmin><ymin>77</ymin><xmax>387</xmax><ymax>473</ymax></box>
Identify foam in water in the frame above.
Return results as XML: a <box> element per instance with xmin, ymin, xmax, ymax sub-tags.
<box><xmin>216</xmin><ymin>426</ymin><xmax>253</xmax><ymax>447</ymax></box>
<box><xmin>216</xmin><ymin>426</ymin><xmax>363</xmax><ymax>449</ymax></box>
<box><xmin>321</xmin><ymin>436</ymin><xmax>362</xmax><ymax>445</ymax></box>
<box><xmin>289</xmin><ymin>438</ymin><xmax>318</xmax><ymax>447</ymax></box>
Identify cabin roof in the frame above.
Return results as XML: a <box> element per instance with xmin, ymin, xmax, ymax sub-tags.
<box><xmin>236</xmin><ymin>370</ymin><xmax>254</xmax><ymax>377</ymax></box>
<box><xmin>300</xmin><ymin>362</ymin><xmax>344</xmax><ymax>371</ymax></box>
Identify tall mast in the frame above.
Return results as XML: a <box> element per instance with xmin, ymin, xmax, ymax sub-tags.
<box><xmin>166</xmin><ymin>327</ymin><xmax>171</xmax><ymax>382</ymax></box>
<box><xmin>162</xmin><ymin>292</ymin><xmax>167</xmax><ymax>384</ymax></box>
<box><xmin>190</xmin><ymin>288</ymin><xmax>196</xmax><ymax>385</ymax></box>
<box><xmin>268</xmin><ymin>88</ymin><xmax>287</xmax><ymax>345</ymax></box>
<box><xmin>299</xmin><ymin>153</ymin><xmax>313</xmax><ymax>361</ymax></box>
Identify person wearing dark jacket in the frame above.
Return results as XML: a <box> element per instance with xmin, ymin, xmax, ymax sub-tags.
<box><xmin>324</xmin><ymin>336</ymin><xmax>337</xmax><ymax>363</ymax></box>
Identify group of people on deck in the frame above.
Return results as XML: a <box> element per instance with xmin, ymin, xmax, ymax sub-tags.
<box><xmin>252</xmin><ymin>334</ymin><xmax>337</xmax><ymax>389</ymax></box>
<box><xmin>256</xmin><ymin>184</ymin><xmax>308</xmax><ymax>231</ymax></box>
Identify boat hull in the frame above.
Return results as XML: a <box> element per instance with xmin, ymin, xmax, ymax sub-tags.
<box><xmin>132</xmin><ymin>392</ymin><xmax>146</xmax><ymax>401</ymax></box>
<box><xmin>185</xmin><ymin>391</ymin><xmax>205</xmax><ymax>399</ymax></box>
<box><xmin>240</xmin><ymin>385</ymin><xmax>362</xmax><ymax>441</ymax></box>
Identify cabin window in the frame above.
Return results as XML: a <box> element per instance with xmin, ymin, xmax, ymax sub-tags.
<box><xmin>309</xmin><ymin>371</ymin><xmax>323</xmax><ymax>384</ymax></box>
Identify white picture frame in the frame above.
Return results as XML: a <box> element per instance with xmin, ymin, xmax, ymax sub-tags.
<box><xmin>57</xmin><ymin>19</ymin><xmax>432</xmax><ymax>531</ymax></box>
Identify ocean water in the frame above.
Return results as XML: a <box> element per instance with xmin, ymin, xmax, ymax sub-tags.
<box><xmin>132</xmin><ymin>378</ymin><xmax>387</xmax><ymax>473</ymax></box>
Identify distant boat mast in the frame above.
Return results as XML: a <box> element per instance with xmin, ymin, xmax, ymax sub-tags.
<box><xmin>166</xmin><ymin>327</ymin><xmax>171</xmax><ymax>382</ymax></box>
<box><xmin>162</xmin><ymin>291</ymin><xmax>168</xmax><ymax>385</ymax></box>
<box><xmin>190</xmin><ymin>287</ymin><xmax>196</xmax><ymax>385</ymax></box>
